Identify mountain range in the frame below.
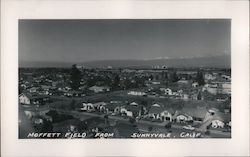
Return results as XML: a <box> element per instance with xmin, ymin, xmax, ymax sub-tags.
<box><xmin>20</xmin><ymin>54</ymin><xmax>231</xmax><ymax>68</ymax></box>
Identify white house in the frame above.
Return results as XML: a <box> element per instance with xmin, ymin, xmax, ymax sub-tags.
<box><xmin>181</xmin><ymin>94</ymin><xmax>189</xmax><ymax>100</ymax></box>
<box><xmin>151</xmin><ymin>81</ymin><xmax>161</xmax><ymax>85</ymax></box>
<box><xmin>176</xmin><ymin>114</ymin><xmax>193</xmax><ymax>123</ymax></box>
<box><xmin>160</xmin><ymin>110</ymin><xmax>173</xmax><ymax>122</ymax></box>
<box><xmin>204</xmin><ymin>73</ymin><xmax>216</xmax><ymax>80</ymax></box>
<box><xmin>211</xmin><ymin>120</ymin><xmax>225</xmax><ymax>128</ymax></box>
<box><xmin>19</xmin><ymin>93</ymin><xmax>49</xmax><ymax>105</ymax></box>
<box><xmin>130</xmin><ymin>102</ymin><xmax>138</xmax><ymax>106</ymax></box>
<box><xmin>81</xmin><ymin>103</ymin><xmax>95</xmax><ymax>112</ymax></box>
<box><xmin>128</xmin><ymin>91</ymin><xmax>146</xmax><ymax>96</ymax></box>
<box><xmin>177</xmin><ymin>80</ymin><xmax>189</xmax><ymax>84</ymax></box>
<box><xmin>148</xmin><ymin>105</ymin><xmax>162</xmax><ymax>120</ymax></box>
<box><xmin>203</xmin><ymin>84</ymin><xmax>218</xmax><ymax>95</ymax></box>
<box><xmin>29</xmin><ymin>87</ymin><xmax>38</xmax><ymax>93</ymax></box>
<box><xmin>221</xmin><ymin>75</ymin><xmax>231</xmax><ymax>81</ymax></box>
<box><xmin>24</xmin><ymin>110</ymin><xmax>33</xmax><ymax>119</ymax></box>
<box><xmin>124</xmin><ymin>104</ymin><xmax>143</xmax><ymax>118</ymax></box>
<box><xmin>89</xmin><ymin>86</ymin><xmax>110</xmax><ymax>93</ymax></box>
<box><xmin>161</xmin><ymin>88</ymin><xmax>173</xmax><ymax>95</ymax></box>
<box><xmin>221</xmin><ymin>83</ymin><xmax>231</xmax><ymax>94</ymax></box>
<box><xmin>93</xmin><ymin>102</ymin><xmax>107</xmax><ymax>111</ymax></box>
<box><xmin>192</xmin><ymin>82</ymin><xmax>199</xmax><ymax>87</ymax></box>
<box><xmin>19</xmin><ymin>93</ymin><xmax>31</xmax><ymax>105</ymax></box>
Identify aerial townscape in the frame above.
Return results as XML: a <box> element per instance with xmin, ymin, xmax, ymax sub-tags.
<box><xmin>18</xmin><ymin>19</ymin><xmax>231</xmax><ymax>139</ymax></box>
<box><xmin>19</xmin><ymin>63</ymin><xmax>231</xmax><ymax>138</ymax></box>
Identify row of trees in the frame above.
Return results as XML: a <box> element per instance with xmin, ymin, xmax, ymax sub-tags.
<box><xmin>70</xmin><ymin>64</ymin><xmax>206</xmax><ymax>90</ymax></box>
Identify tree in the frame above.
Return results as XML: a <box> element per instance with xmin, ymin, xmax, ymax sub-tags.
<box><xmin>162</xmin><ymin>71</ymin><xmax>169</xmax><ymax>80</ymax></box>
<box><xmin>171</xmin><ymin>71</ymin><xmax>179</xmax><ymax>82</ymax></box>
<box><xmin>112</xmin><ymin>74</ymin><xmax>120</xmax><ymax>89</ymax></box>
<box><xmin>104</xmin><ymin>114</ymin><xmax>109</xmax><ymax>126</ymax></box>
<box><xmin>70</xmin><ymin>64</ymin><xmax>81</xmax><ymax>90</ymax></box>
<box><xmin>197</xmin><ymin>91</ymin><xmax>202</xmax><ymax>100</ymax></box>
<box><xmin>46</xmin><ymin>110</ymin><xmax>59</xmax><ymax>122</ymax></box>
<box><xmin>40</xmin><ymin>119</ymin><xmax>53</xmax><ymax>133</ymax></box>
<box><xmin>196</xmin><ymin>70</ymin><xmax>205</xmax><ymax>86</ymax></box>
<box><xmin>149</xmin><ymin>74</ymin><xmax>154</xmax><ymax>81</ymax></box>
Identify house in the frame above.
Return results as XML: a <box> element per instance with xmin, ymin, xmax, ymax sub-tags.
<box><xmin>41</xmin><ymin>85</ymin><xmax>51</xmax><ymax>91</ymax></box>
<box><xmin>151</xmin><ymin>81</ymin><xmax>161</xmax><ymax>85</ymax></box>
<box><xmin>177</xmin><ymin>80</ymin><xmax>189</xmax><ymax>84</ymax></box>
<box><xmin>176</xmin><ymin>114</ymin><xmax>193</xmax><ymax>123</ymax></box>
<box><xmin>29</xmin><ymin>87</ymin><xmax>39</xmax><ymax>93</ymax></box>
<box><xmin>130</xmin><ymin>102</ymin><xmax>138</xmax><ymax>106</ymax></box>
<box><xmin>221</xmin><ymin>75</ymin><xmax>231</xmax><ymax>81</ymax></box>
<box><xmin>81</xmin><ymin>103</ymin><xmax>95</xmax><ymax>112</ymax></box>
<box><xmin>181</xmin><ymin>94</ymin><xmax>189</xmax><ymax>100</ymax></box>
<box><xmin>93</xmin><ymin>102</ymin><xmax>107</xmax><ymax>112</ymax></box>
<box><xmin>192</xmin><ymin>82</ymin><xmax>199</xmax><ymax>87</ymax></box>
<box><xmin>89</xmin><ymin>86</ymin><xmax>110</xmax><ymax>93</ymax></box>
<box><xmin>204</xmin><ymin>73</ymin><xmax>216</xmax><ymax>81</ymax></box>
<box><xmin>19</xmin><ymin>93</ymin><xmax>49</xmax><ymax>105</ymax></box>
<box><xmin>221</xmin><ymin>83</ymin><xmax>231</xmax><ymax>94</ymax></box>
<box><xmin>124</xmin><ymin>104</ymin><xmax>143</xmax><ymax>118</ymax></box>
<box><xmin>24</xmin><ymin>110</ymin><xmax>34</xmax><ymax>119</ymax></box>
<box><xmin>104</xmin><ymin>102</ymin><xmax>124</xmax><ymax>115</ymax></box>
<box><xmin>160</xmin><ymin>108</ymin><xmax>175</xmax><ymax>121</ymax></box>
<box><xmin>147</xmin><ymin>104</ymin><xmax>174</xmax><ymax>121</ymax></box>
<box><xmin>64</xmin><ymin>90</ymin><xmax>85</xmax><ymax>97</ymax></box>
<box><xmin>160</xmin><ymin>88</ymin><xmax>173</xmax><ymax>95</ymax></box>
<box><xmin>175</xmin><ymin>106</ymin><xmax>210</xmax><ymax>123</ymax></box>
<box><xmin>128</xmin><ymin>91</ymin><xmax>146</xmax><ymax>96</ymax></box>
<box><xmin>148</xmin><ymin>104</ymin><xmax>163</xmax><ymax>120</ymax></box>
<box><xmin>210</xmin><ymin>112</ymin><xmax>231</xmax><ymax>129</ymax></box>
<box><xmin>211</xmin><ymin>120</ymin><xmax>224</xmax><ymax>128</ymax></box>
<box><xmin>202</xmin><ymin>84</ymin><xmax>218</xmax><ymax>95</ymax></box>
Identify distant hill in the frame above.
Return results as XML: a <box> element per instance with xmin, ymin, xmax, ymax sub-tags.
<box><xmin>81</xmin><ymin>55</ymin><xmax>231</xmax><ymax>69</ymax></box>
<box><xmin>19</xmin><ymin>54</ymin><xmax>231</xmax><ymax>68</ymax></box>
<box><xmin>19</xmin><ymin>61</ymin><xmax>74</xmax><ymax>68</ymax></box>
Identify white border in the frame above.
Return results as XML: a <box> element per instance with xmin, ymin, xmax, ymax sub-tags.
<box><xmin>1</xmin><ymin>0</ymin><xmax>249</xmax><ymax>156</ymax></box>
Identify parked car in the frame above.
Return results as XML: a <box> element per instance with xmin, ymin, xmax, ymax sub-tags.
<box><xmin>182</xmin><ymin>125</ymin><xmax>195</xmax><ymax>130</ymax></box>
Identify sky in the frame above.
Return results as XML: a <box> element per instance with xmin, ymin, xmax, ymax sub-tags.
<box><xmin>19</xmin><ymin>19</ymin><xmax>230</xmax><ymax>63</ymax></box>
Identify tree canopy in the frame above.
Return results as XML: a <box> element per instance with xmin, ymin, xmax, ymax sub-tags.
<box><xmin>70</xmin><ymin>64</ymin><xmax>81</xmax><ymax>90</ymax></box>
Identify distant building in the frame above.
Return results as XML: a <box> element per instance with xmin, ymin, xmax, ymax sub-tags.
<box><xmin>124</xmin><ymin>103</ymin><xmax>144</xmax><ymax>118</ymax></box>
<box><xmin>160</xmin><ymin>88</ymin><xmax>173</xmax><ymax>95</ymax></box>
<box><xmin>19</xmin><ymin>93</ymin><xmax>49</xmax><ymax>105</ymax></box>
<box><xmin>29</xmin><ymin>87</ymin><xmax>39</xmax><ymax>93</ymax></box>
<box><xmin>177</xmin><ymin>80</ymin><xmax>189</xmax><ymax>84</ymax></box>
<box><xmin>192</xmin><ymin>82</ymin><xmax>199</xmax><ymax>87</ymax></box>
<box><xmin>211</xmin><ymin>120</ymin><xmax>224</xmax><ymax>128</ymax></box>
<box><xmin>221</xmin><ymin>75</ymin><xmax>231</xmax><ymax>81</ymax></box>
<box><xmin>204</xmin><ymin>73</ymin><xmax>216</xmax><ymax>81</ymax></box>
<box><xmin>81</xmin><ymin>103</ymin><xmax>95</xmax><ymax>112</ymax></box>
<box><xmin>202</xmin><ymin>84</ymin><xmax>218</xmax><ymax>95</ymax></box>
<box><xmin>175</xmin><ymin>106</ymin><xmax>211</xmax><ymax>123</ymax></box>
<box><xmin>128</xmin><ymin>91</ymin><xmax>146</xmax><ymax>96</ymax></box>
<box><xmin>89</xmin><ymin>86</ymin><xmax>110</xmax><ymax>93</ymax></box>
<box><xmin>221</xmin><ymin>83</ymin><xmax>231</xmax><ymax>94</ymax></box>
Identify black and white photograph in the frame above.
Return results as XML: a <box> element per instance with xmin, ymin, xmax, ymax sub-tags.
<box><xmin>18</xmin><ymin>19</ymin><xmax>232</xmax><ymax>139</ymax></box>
<box><xmin>1</xmin><ymin>0</ymin><xmax>249</xmax><ymax>156</ymax></box>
